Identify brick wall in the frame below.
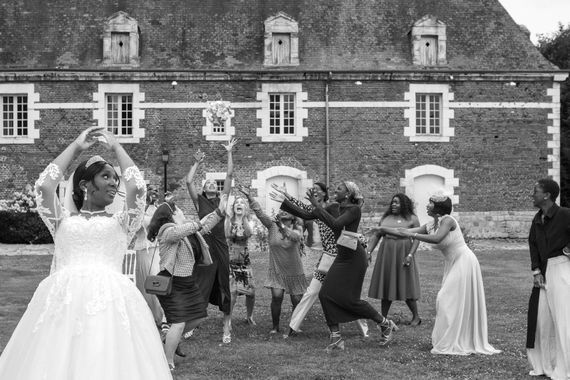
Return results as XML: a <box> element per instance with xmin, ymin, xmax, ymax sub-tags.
<box><xmin>0</xmin><ymin>77</ymin><xmax>555</xmax><ymax>238</ymax></box>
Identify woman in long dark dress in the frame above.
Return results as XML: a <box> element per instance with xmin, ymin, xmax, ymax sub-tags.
<box><xmin>306</xmin><ymin>181</ymin><xmax>398</xmax><ymax>351</ymax></box>
<box><xmin>185</xmin><ymin>138</ymin><xmax>237</xmax><ymax>344</ymax></box>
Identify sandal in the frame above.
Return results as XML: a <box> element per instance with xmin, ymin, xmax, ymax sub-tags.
<box><xmin>377</xmin><ymin>318</ymin><xmax>399</xmax><ymax>346</ymax></box>
<box><xmin>222</xmin><ymin>331</ymin><xmax>231</xmax><ymax>344</ymax></box>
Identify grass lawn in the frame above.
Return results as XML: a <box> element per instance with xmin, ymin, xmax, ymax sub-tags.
<box><xmin>0</xmin><ymin>245</ymin><xmax>536</xmax><ymax>379</ymax></box>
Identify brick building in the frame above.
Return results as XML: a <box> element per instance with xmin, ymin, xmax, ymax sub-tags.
<box><xmin>0</xmin><ymin>0</ymin><xmax>566</xmax><ymax>237</ymax></box>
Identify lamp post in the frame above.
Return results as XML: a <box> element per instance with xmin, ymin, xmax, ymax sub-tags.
<box><xmin>161</xmin><ymin>150</ymin><xmax>169</xmax><ymax>194</ymax></box>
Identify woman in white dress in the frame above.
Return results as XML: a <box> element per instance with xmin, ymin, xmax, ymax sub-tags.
<box><xmin>0</xmin><ymin>126</ymin><xmax>172</xmax><ymax>379</ymax></box>
<box><xmin>378</xmin><ymin>192</ymin><xmax>501</xmax><ymax>356</ymax></box>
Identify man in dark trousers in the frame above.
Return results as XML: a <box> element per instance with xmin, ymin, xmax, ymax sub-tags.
<box><xmin>526</xmin><ymin>178</ymin><xmax>570</xmax><ymax>379</ymax></box>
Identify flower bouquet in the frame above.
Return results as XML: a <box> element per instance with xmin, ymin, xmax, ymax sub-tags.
<box><xmin>205</xmin><ymin>101</ymin><xmax>233</xmax><ymax>128</ymax></box>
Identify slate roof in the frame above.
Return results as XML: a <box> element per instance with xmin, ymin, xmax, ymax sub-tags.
<box><xmin>0</xmin><ymin>0</ymin><xmax>557</xmax><ymax>71</ymax></box>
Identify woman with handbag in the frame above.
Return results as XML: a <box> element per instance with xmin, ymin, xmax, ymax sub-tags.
<box><xmin>237</xmin><ymin>185</ymin><xmax>308</xmax><ymax>334</ymax></box>
<box><xmin>146</xmin><ymin>197</ymin><xmax>226</xmax><ymax>371</ymax></box>
<box><xmin>305</xmin><ymin>181</ymin><xmax>398</xmax><ymax>352</ymax></box>
<box><xmin>270</xmin><ymin>182</ymin><xmax>369</xmax><ymax>339</ymax></box>
<box><xmin>131</xmin><ymin>184</ymin><xmax>166</xmax><ymax>327</ymax></box>
<box><xmin>0</xmin><ymin>126</ymin><xmax>173</xmax><ymax>379</ymax></box>
<box><xmin>226</xmin><ymin>196</ymin><xmax>257</xmax><ymax>325</ymax></box>
<box><xmin>367</xmin><ymin>193</ymin><xmax>422</xmax><ymax>326</ymax></box>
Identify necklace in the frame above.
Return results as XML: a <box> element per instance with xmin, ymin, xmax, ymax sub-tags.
<box><xmin>80</xmin><ymin>209</ymin><xmax>107</xmax><ymax>215</ymax></box>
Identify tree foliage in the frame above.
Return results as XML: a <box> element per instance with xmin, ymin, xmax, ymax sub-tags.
<box><xmin>537</xmin><ymin>23</ymin><xmax>570</xmax><ymax>206</ymax></box>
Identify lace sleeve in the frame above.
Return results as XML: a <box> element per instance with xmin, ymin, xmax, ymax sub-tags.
<box><xmin>34</xmin><ymin>163</ymin><xmax>64</xmax><ymax>239</ymax></box>
<box><xmin>121</xmin><ymin>166</ymin><xmax>147</xmax><ymax>243</ymax></box>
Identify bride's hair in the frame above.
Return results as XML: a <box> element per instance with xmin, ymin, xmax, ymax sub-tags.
<box><xmin>430</xmin><ymin>196</ymin><xmax>452</xmax><ymax>216</ymax></box>
<box><xmin>147</xmin><ymin>202</ymin><xmax>175</xmax><ymax>242</ymax></box>
<box><xmin>72</xmin><ymin>159</ymin><xmax>118</xmax><ymax>211</ymax></box>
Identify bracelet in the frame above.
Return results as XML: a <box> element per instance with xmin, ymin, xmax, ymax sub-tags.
<box><xmin>215</xmin><ymin>208</ymin><xmax>223</xmax><ymax>217</ymax></box>
<box><xmin>407</xmin><ymin>254</ymin><xmax>413</xmax><ymax>258</ymax></box>
<box><xmin>413</xmin><ymin>233</ymin><xmax>418</xmax><ymax>239</ymax></box>
<box><xmin>532</xmin><ymin>269</ymin><xmax>541</xmax><ymax>276</ymax></box>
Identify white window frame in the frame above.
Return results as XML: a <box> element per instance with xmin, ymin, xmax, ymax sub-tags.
<box><xmin>410</xmin><ymin>15</ymin><xmax>447</xmax><ymax>66</ymax></box>
<box><xmin>201</xmin><ymin>102</ymin><xmax>235</xmax><ymax>141</ymax></box>
<box><xmin>202</xmin><ymin>172</ymin><xmax>235</xmax><ymax>191</ymax></box>
<box><xmin>256</xmin><ymin>83</ymin><xmax>308</xmax><ymax>142</ymax></box>
<box><xmin>103</xmin><ymin>11</ymin><xmax>140</xmax><ymax>67</ymax></box>
<box><xmin>404</xmin><ymin>83</ymin><xmax>454</xmax><ymax>142</ymax></box>
<box><xmin>263</xmin><ymin>12</ymin><xmax>299</xmax><ymax>67</ymax></box>
<box><xmin>0</xmin><ymin>84</ymin><xmax>40</xmax><ymax>145</ymax></box>
<box><xmin>93</xmin><ymin>83</ymin><xmax>145</xmax><ymax>143</ymax></box>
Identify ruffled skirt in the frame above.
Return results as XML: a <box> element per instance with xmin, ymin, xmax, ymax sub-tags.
<box><xmin>0</xmin><ymin>265</ymin><xmax>172</xmax><ymax>380</ymax></box>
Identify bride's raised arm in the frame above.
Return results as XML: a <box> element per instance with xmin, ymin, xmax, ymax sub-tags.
<box><xmin>97</xmin><ymin>130</ymin><xmax>146</xmax><ymax>241</ymax></box>
<box><xmin>35</xmin><ymin>126</ymin><xmax>103</xmax><ymax>237</ymax></box>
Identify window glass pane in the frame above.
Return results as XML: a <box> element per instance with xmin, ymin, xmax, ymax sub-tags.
<box><xmin>2</xmin><ymin>95</ymin><xmax>28</xmax><ymax>137</ymax></box>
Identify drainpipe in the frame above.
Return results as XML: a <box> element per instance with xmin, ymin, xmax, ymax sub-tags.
<box><xmin>325</xmin><ymin>72</ymin><xmax>332</xmax><ymax>188</ymax></box>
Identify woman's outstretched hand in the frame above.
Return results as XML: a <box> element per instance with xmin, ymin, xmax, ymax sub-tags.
<box><xmin>193</xmin><ymin>150</ymin><xmax>205</xmax><ymax>164</ymax></box>
<box><xmin>222</xmin><ymin>137</ymin><xmax>238</xmax><ymax>152</ymax></box>
<box><xmin>236</xmin><ymin>184</ymin><xmax>251</xmax><ymax>198</ymax></box>
<box><xmin>90</xmin><ymin>128</ymin><xmax>119</xmax><ymax>151</ymax></box>
<box><xmin>270</xmin><ymin>183</ymin><xmax>291</xmax><ymax>200</ymax></box>
<box><xmin>268</xmin><ymin>191</ymin><xmax>285</xmax><ymax>202</ymax></box>
<box><xmin>305</xmin><ymin>188</ymin><xmax>319</xmax><ymax>207</ymax></box>
<box><xmin>74</xmin><ymin>126</ymin><xmax>105</xmax><ymax>151</ymax></box>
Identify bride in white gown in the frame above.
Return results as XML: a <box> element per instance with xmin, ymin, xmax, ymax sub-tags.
<box><xmin>378</xmin><ymin>192</ymin><xmax>501</xmax><ymax>356</ymax></box>
<box><xmin>0</xmin><ymin>126</ymin><xmax>172</xmax><ymax>379</ymax></box>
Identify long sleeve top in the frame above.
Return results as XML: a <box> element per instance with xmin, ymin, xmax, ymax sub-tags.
<box><xmin>280</xmin><ymin>198</ymin><xmax>338</xmax><ymax>256</ymax></box>
<box><xmin>312</xmin><ymin>203</ymin><xmax>361</xmax><ymax>238</ymax></box>
<box><xmin>528</xmin><ymin>203</ymin><xmax>570</xmax><ymax>274</ymax></box>
<box><xmin>157</xmin><ymin>210</ymin><xmax>222</xmax><ymax>277</ymax></box>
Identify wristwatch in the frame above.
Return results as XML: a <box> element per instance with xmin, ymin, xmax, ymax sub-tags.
<box><xmin>563</xmin><ymin>246</ymin><xmax>570</xmax><ymax>256</ymax></box>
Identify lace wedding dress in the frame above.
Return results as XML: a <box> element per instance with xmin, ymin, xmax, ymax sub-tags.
<box><xmin>0</xmin><ymin>163</ymin><xmax>172</xmax><ymax>380</ymax></box>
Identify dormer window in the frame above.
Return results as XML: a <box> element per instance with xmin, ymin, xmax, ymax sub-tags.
<box><xmin>103</xmin><ymin>11</ymin><xmax>140</xmax><ymax>66</ymax></box>
<box><xmin>264</xmin><ymin>12</ymin><xmax>299</xmax><ymax>67</ymax></box>
<box><xmin>410</xmin><ymin>15</ymin><xmax>447</xmax><ymax>66</ymax></box>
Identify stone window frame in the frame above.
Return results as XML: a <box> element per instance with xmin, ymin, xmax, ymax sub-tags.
<box><xmin>0</xmin><ymin>84</ymin><xmax>40</xmax><ymax>145</ymax></box>
<box><xmin>256</xmin><ymin>83</ymin><xmax>308</xmax><ymax>142</ymax></box>
<box><xmin>410</xmin><ymin>15</ymin><xmax>447</xmax><ymax>67</ymax></box>
<box><xmin>202</xmin><ymin>172</ymin><xmax>234</xmax><ymax>192</ymax></box>
<box><xmin>404</xmin><ymin>83</ymin><xmax>454</xmax><ymax>142</ymax></box>
<box><xmin>93</xmin><ymin>83</ymin><xmax>145</xmax><ymax>144</ymax></box>
<box><xmin>103</xmin><ymin>11</ymin><xmax>140</xmax><ymax>67</ymax></box>
<box><xmin>263</xmin><ymin>12</ymin><xmax>299</xmax><ymax>67</ymax></box>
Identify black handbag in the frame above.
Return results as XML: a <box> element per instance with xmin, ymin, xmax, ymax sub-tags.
<box><xmin>144</xmin><ymin>245</ymin><xmax>174</xmax><ymax>296</ymax></box>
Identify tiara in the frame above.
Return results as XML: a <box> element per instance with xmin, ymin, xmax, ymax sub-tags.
<box><xmin>85</xmin><ymin>155</ymin><xmax>106</xmax><ymax>169</ymax></box>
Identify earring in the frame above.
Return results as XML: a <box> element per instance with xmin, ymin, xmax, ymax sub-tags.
<box><xmin>84</xmin><ymin>191</ymin><xmax>88</xmax><ymax>201</ymax></box>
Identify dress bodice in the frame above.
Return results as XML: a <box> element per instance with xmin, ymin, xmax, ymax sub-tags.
<box><xmin>34</xmin><ymin>162</ymin><xmax>147</xmax><ymax>274</ymax></box>
<box><xmin>428</xmin><ymin>215</ymin><xmax>467</xmax><ymax>257</ymax></box>
<box><xmin>53</xmin><ymin>215</ymin><xmax>128</xmax><ymax>272</ymax></box>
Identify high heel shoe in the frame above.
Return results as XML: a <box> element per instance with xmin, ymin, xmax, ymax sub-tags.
<box><xmin>325</xmin><ymin>332</ymin><xmax>345</xmax><ymax>353</ymax></box>
<box><xmin>377</xmin><ymin>318</ymin><xmax>399</xmax><ymax>346</ymax></box>
<box><xmin>175</xmin><ymin>344</ymin><xmax>186</xmax><ymax>357</ymax></box>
